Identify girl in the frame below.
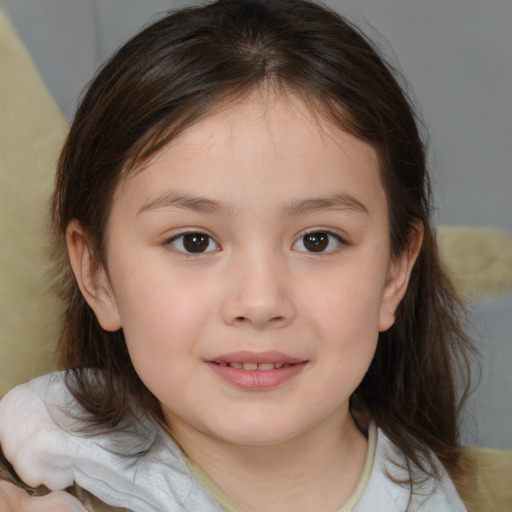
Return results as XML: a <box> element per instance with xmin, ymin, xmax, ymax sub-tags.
<box><xmin>0</xmin><ymin>0</ymin><xmax>475</xmax><ymax>510</ymax></box>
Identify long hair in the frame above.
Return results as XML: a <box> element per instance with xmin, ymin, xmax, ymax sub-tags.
<box><xmin>52</xmin><ymin>0</ymin><xmax>475</xmax><ymax>482</ymax></box>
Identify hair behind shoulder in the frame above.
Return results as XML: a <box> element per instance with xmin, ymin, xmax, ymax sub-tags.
<box><xmin>52</xmin><ymin>0</ymin><xmax>477</xmax><ymax>484</ymax></box>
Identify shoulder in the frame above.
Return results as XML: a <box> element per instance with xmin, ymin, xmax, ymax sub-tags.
<box><xmin>354</xmin><ymin>428</ymin><xmax>467</xmax><ymax>512</ymax></box>
<box><xmin>0</xmin><ymin>372</ymin><xmax>77</xmax><ymax>489</ymax></box>
<box><xmin>0</xmin><ymin>372</ymin><xmax>223</xmax><ymax>511</ymax></box>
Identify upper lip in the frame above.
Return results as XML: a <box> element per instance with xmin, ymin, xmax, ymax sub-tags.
<box><xmin>208</xmin><ymin>350</ymin><xmax>305</xmax><ymax>365</ymax></box>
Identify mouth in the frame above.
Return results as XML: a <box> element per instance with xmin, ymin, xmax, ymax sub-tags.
<box><xmin>205</xmin><ymin>351</ymin><xmax>307</xmax><ymax>389</ymax></box>
<box><xmin>208</xmin><ymin>350</ymin><xmax>305</xmax><ymax>368</ymax></box>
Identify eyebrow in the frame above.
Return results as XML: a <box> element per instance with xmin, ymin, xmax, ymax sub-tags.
<box><xmin>137</xmin><ymin>191</ymin><xmax>369</xmax><ymax>217</ymax></box>
<box><xmin>282</xmin><ymin>194</ymin><xmax>369</xmax><ymax>217</ymax></box>
<box><xmin>137</xmin><ymin>192</ymin><xmax>231</xmax><ymax>216</ymax></box>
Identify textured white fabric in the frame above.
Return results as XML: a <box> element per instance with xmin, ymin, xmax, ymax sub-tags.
<box><xmin>0</xmin><ymin>372</ymin><xmax>466</xmax><ymax>511</ymax></box>
<box><xmin>0</xmin><ymin>373</ymin><xmax>222</xmax><ymax>511</ymax></box>
<box><xmin>352</xmin><ymin>429</ymin><xmax>466</xmax><ymax>511</ymax></box>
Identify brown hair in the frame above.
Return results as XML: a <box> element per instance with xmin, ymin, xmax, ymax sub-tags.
<box><xmin>52</xmin><ymin>0</ymin><xmax>475</xmax><ymax>484</ymax></box>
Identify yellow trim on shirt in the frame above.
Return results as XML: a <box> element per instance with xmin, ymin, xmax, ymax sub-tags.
<box><xmin>185</xmin><ymin>456</ymin><xmax>245</xmax><ymax>512</ymax></box>
<box><xmin>336</xmin><ymin>423</ymin><xmax>377</xmax><ymax>512</ymax></box>
<box><xmin>184</xmin><ymin>423</ymin><xmax>377</xmax><ymax>512</ymax></box>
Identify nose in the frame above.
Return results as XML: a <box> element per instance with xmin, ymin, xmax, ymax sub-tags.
<box><xmin>220</xmin><ymin>251</ymin><xmax>296</xmax><ymax>330</ymax></box>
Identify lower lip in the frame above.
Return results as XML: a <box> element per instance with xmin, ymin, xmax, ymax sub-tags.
<box><xmin>206</xmin><ymin>362</ymin><xmax>307</xmax><ymax>390</ymax></box>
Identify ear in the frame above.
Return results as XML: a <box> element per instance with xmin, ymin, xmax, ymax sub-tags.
<box><xmin>379</xmin><ymin>223</ymin><xmax>424</xmax><ymax>332</ymax></box>
<box><xmin>66</xmin><ymin>220</ymin><xmax>122</xmax><ymax>332</ymax></box>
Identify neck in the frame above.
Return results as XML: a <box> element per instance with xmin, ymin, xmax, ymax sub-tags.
<box><xmin>171</xmin><ymin>411</ymin><xmax>368</xmax><ymax>512</ymax></box>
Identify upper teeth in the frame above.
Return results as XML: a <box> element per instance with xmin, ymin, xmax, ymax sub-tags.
<box><xmin>218</xmin><ymin>362</ymin><xmax>287</xmax><ymax>370</ymax></box>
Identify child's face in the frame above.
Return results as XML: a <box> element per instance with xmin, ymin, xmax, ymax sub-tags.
<box><xmin>72</xmin><ymin>92</ymin><xmax>417</xmax><ymax>448</ymax></box>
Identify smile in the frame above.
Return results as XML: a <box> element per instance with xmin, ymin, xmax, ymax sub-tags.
<box><xmin>206</xmin><ymin>351</ymin><xmax>307</xmax><ymax>390</ymax></box>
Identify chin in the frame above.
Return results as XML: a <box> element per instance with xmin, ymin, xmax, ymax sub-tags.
<box><xmin>204</xmin><ymin>418</ymin><xmax>307</xmax><ymax>448</ymax></box>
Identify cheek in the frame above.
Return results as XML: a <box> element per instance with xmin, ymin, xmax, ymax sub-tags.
<box><xmin>300</xmin><ymin>264</ymin><xmax>386</xmax><ymax>336</ymax></box>
<box><xmin>111</xmin><ymin>266</ymin><xmax>223</xmax><ymax>391</ymax></box>
<box><xmin>296</xmin><ymin>261</ymin><xmax>385</xmax><ymax>389</ymax></box>
<box><xmin>111</xmin><ymin>252</ymin><xmax>216</xmax><ymax>331</ymax></box>
<box><xmin>115</xmin><ymin>276</ymin><xmax>205</xmax><ymax>397</ymax></box>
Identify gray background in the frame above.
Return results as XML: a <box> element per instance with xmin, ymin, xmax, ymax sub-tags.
<box><xmin>3</xmin><ymin>0</ymin><xmax>511</xmax><ymax>449</ymax></box>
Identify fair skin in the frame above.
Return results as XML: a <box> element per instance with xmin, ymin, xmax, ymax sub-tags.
<box><xmin>67</xmin><ymin>92</ymin><xmax>422</xmax><ymax>511</ymax></box>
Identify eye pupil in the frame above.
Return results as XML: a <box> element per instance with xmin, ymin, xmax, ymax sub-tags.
<box><xmin>183</xmin><ymin>233</ymin><xmax>209</xmax><ymax>253</ymax></box>
<box><xmin>304</xmin><ymin>232</ymin><xmax>328</xmax><ymax>252</ymax></box>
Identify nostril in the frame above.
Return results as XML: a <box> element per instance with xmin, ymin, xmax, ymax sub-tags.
<box><xmin>234</xmin><ymin>316</ymin><xmax>246</xmax><ymax>323</ymax></box>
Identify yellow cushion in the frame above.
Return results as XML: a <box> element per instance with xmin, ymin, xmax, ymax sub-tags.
<box><xmin>456</xmin><ymin>446</ymin><xmax>512</xmax><ymax>512</ymax></box>
<box><xmin>0</xmin><ymin>9</ymin><xmax>67</xmax><ymax>396</ymax></box>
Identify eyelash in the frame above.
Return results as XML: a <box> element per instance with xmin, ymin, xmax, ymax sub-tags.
<box><xmin>165</xmin><ymin>229</ymin><xmax>346</xmax><ymax>255</ymax></box>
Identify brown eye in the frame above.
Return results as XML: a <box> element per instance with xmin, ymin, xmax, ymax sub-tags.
<box><xmin>303</xmin><ymin>232</ymin><xmax>328</xmax><ymax>252</ymax></box>
<box><xmin>169</xmin><ymin>232</ymin><xmax>219</xmax><ymax>254</ymax></box>
<box><xmin>293</xmin><ymin>231</ymin><xmax>342</xmax><ymax>253</ymax></box>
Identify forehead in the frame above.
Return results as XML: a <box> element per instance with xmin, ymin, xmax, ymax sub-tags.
<box><xmin>115</xmin><ymin>92</ymin><xmax>386</xmax><ymax>218</ymax></box>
